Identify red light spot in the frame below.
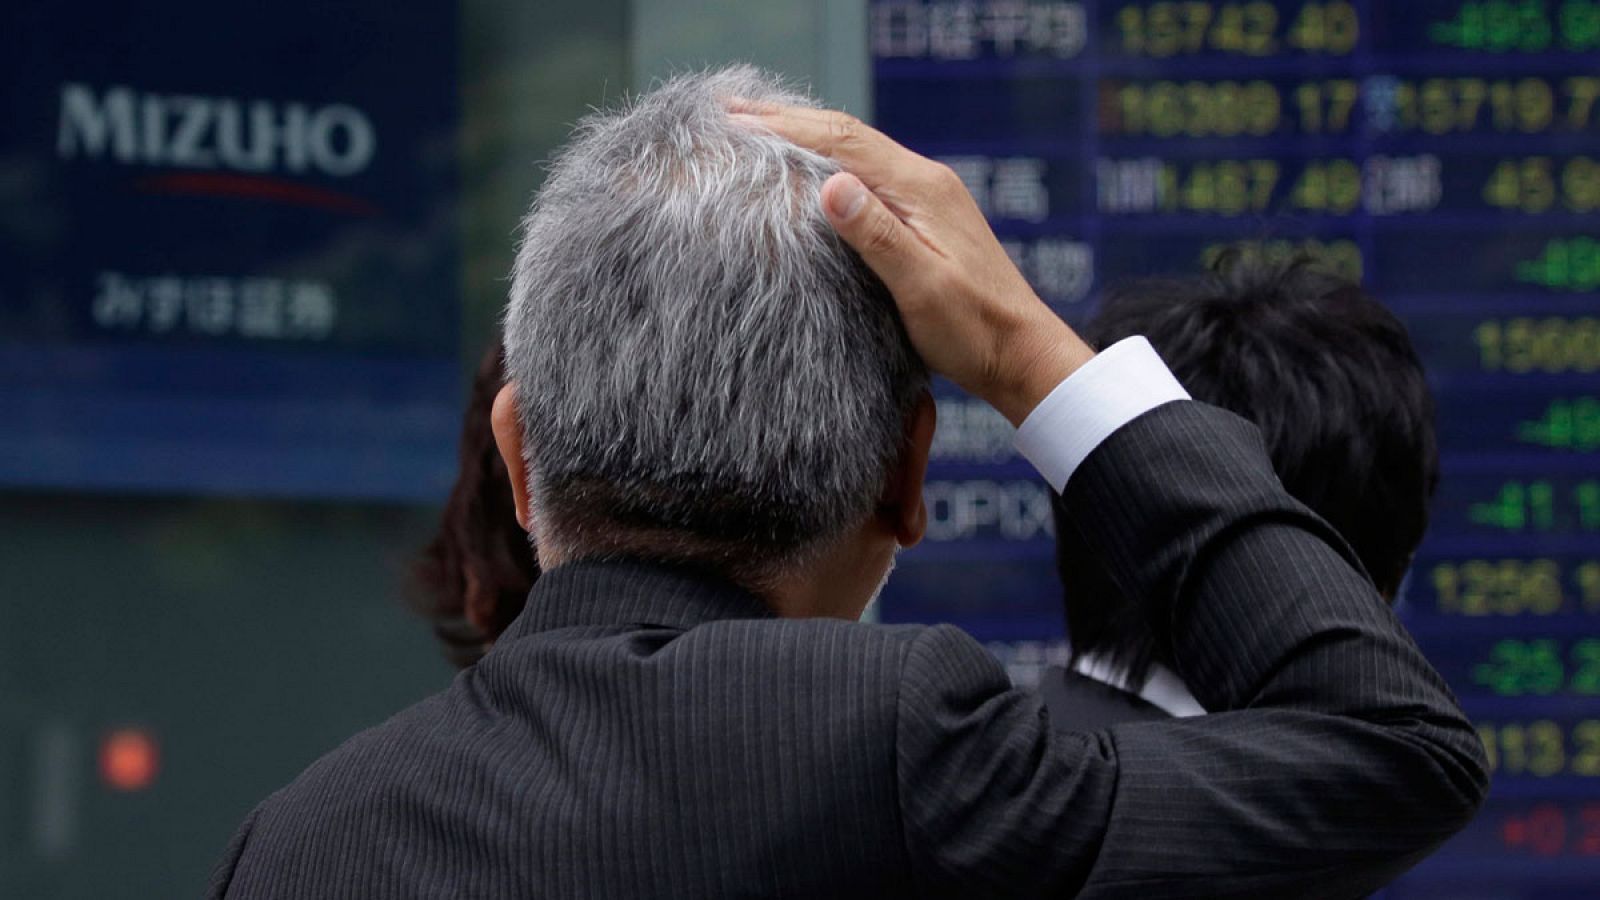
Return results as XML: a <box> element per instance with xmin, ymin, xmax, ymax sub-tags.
<box><xmin>1502</xmin><ymin>816</ymin><xmax>1526</xmax><ymax>846</ymax></box>
<box><xmin>99</xmin><ymin>728</ymin><xmax>159</xmax><ymax>792</ymax></box>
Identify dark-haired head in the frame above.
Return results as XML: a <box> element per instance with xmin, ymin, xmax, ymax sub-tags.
<box><xmin>1055</xmin><ymin>246</ymin><xmax>1438</xmax><ymax>684</ymax></box>
<box><xmin>412</xmin><ymin>341</ymin><xmax>539</xmax><ymax>668</ymax></box>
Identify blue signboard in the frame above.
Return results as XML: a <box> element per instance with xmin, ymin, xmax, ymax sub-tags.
<box><xmin>871</xmin><ymin>2</ymin><xmax>1600</xmax><ymax>895</ymax></box>
<box><xmin>0</xmin><ymin>1</ymin><xmax>459</xmax><ymax>501</ymax></box>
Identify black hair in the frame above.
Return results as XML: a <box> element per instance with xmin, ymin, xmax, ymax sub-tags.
<box><xmin>411</xmin><ymin>341</ymin><xmax>539</xmax><ymax>668</ymax></box>
<box><xmin>1054</xmin><ymin>246</ymin><xmax>1439</xmax><ymax>684</ymax></box>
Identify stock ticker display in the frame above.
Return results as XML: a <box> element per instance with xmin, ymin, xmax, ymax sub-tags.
<box><xmin>869</xmin><ymin>1</ymin><xmax>1600</xmax><ymax>894</ymax></box>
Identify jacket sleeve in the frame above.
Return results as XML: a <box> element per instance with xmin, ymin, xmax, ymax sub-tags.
<box><xmin>893</xmin><ymin>401</ymin><xmax>1488</xmax><ymax>899</ymax></box>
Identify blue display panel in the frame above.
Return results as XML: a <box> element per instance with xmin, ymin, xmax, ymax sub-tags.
<box><xmin>0</xmin><ymin>1</ymin><xmax>460</xmax><ymax>501</ymax></box>
<box><xmin>871</xmin><ymin>2</ymin><xmax>1600</xmax><ymax>894</ymax></box>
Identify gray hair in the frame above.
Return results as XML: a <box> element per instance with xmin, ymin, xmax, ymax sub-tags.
<box><xmin>503</xmin><ymin>67</ymin><xmax>926</xmax><ymax>582</ymax></box>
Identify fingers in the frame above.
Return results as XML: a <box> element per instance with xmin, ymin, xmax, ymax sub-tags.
<box><xmin>730</xmin><ymin>104</ymin><xmax>918</xmax><ymax>190</ymax></box>
<box><xmin>725</xmin><ymin>96</ymin><xmax>779</xmax><ymax>115</ymax></box>
<box><xmin>821</xmin><ymin>172</ymin><xmax>922</xmax><ymax>290</ymax></box>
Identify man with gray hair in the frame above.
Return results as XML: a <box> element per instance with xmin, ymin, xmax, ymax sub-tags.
<box><xmin>500</xmin><ymin>66</ymin><xmax>928</xmax><ymax>598</ymax></box>
<box><xmin>209</xmin><ymin>68</ymin><xmax>1484</xmax><ymax>898</ymax></box>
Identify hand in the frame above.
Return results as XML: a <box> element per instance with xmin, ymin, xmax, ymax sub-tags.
<box><xmin>731</xmin><ymin>103</ymin><xmax>1095</xmax><ymax>426</ymax></box>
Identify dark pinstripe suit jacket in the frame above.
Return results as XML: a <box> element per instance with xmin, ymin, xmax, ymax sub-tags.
<box><xmin>1039</xmin><ymin>667</ymin><xmax>1170</xmax><ymax>729</ymax></box>
<box><xmin>207</xmin><ymin>402</ymin><xmax>1487</xmax><ymax>899</ymax></box>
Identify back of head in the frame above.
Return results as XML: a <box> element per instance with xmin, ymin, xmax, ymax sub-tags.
<box><xmin>504</xmin><ymin>67</ymin><xmax>925</xmax><ymax>586</ymax></box>
<box><xmin>1058</xmin><ymin>247</ymin><xmax>1438</xmax><ymax>681</ymax></box>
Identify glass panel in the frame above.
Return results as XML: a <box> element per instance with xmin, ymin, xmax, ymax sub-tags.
<box><xmin>0</xmin><ymin>0</ymin><xmax>627</xmax><ymax>894</ymax></box>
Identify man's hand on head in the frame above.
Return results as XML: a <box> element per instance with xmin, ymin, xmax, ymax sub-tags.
<box><xmin>729</xmin><ymin>102</ymin><xmax>1096</xmax><ymax>426</ymax></box>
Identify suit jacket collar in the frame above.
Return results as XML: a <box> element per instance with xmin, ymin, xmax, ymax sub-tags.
<box><xmin>506</xmin><ymin>559</ymin><xmax>777</xmax><ymax>638</ymax></box>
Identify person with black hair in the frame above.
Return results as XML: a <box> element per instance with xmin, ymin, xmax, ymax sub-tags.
<box><xmin>1040</xmin><ymin>247</ymin><xmax>1441</xmax><ymax>725</ymax></box>
<box><xmin>411</xmin><ymin>341</ymin><xmax>538</xmax><ymax>669</ymax></box>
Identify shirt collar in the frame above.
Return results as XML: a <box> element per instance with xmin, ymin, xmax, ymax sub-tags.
<box><xmin>1071</xmin><ymin>652</ymin><xmax>1209</xmax><ymax>718</ymax></box>
<box><xmin>502</xmin><ymin>558</ymin><xmax>777</xmax><ymax>639</ymax></box>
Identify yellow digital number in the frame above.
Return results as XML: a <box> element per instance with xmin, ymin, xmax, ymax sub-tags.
<box><xmin>1485</xmin><ymin>79</ymin><xmax>1556</xmax><ymax>133</ymax></box>
<box><xmin>1565</xmin><ymin>318</ymin><xmax>1600</xmax><ymax>373</ymax></box>
<box><xmin>1241</xmin><ymin>1</ymin><xmax>1280</xmax><ymax>54</ymax></box>
<box><xmin>1290</xmin><ymin>159</ymin><xmax>1361</xmax><ymax>213</ymax></box>
<box><xmin>1480</xmin><ymin>720</ymin><xmax>1568</xmax><ymax>777</ymax></box>
<box><xmin>1160</xmin><ymin>160</ymin><xmax>1279</xmax><ymax>214</ymax></box>
<box><xmin>1118</xmin><ymin>6</ymin><xmax>1145</xmax><ymax>54</ymax></box>
<box><xmin>1117</xmin><ymin>80</ymin><xmax>1281</xmax><ymax>138</ymax></box>
<box><xmin>1397</xmin><ymin>80</ymin><xmax>1466</xmax><ymax>135</ymax></box>
<box><xmin>1433</xmin><ymin>559</ymin><xmax>1565</xmax><ymax>616</ymax></box>
<box><xmin>1569</xmin><ymin>76</ymin><xmax>1600</xmax><ymax>129</ymax></box>
<box><xmin>1459</xmin><ymin>79</ymin><xmax>1491</xmax><ymax>131</ymax></box>
<box><xmin>1477</xmin><ymin>318</ymin><xmax>1600</xmax><ymax>374</ymax></box>
<box><xmin>1287</xmin><ymin>2</ymin><xmax>1359</xmax><ymax>54</ymax></box>
<box><xmin>1243</xmin><ymin>82</ymin><xmax>1281</xmax><ymax>134</ymax></box>
<box><xmin>1396</xmin><ymin>78</ymin><xmax>1555</xmax><ymax>134</ymax></box>
<box><xmin>1575</xmin><ymin>721</ymin><xmax>1600</xmax><ymax>776</ymax></box>
<box><xmin>1181</xmin><ymin>1</ymin><xmax>1216</xmax><ymax>50</ymax></box>
<box><xmin>1248</xmin><ymin>159</ymin><xmax>1280</xmax><ymax>210</ymax></box>
<box><xmin>1564</xmin><ymin>157</ymin><xmax>1600</xmax><ymax>212</ymax></box>
<box><xmin>1476</xmin><ymin>321</ymin><xmax>1504</xmax><ymax>372</ymax></box>
<box><xmin>1120</xmin><ymin>2</ymin><xmax>1214</xmax><ymax>56</ymax></box>
<box><xmin>1484</xmin><ymin>157</ymin><xmax>1557</xmax><ymax>213</ymax></box>
<box><xmin>1580</xmin><ymin>561</ymin><xmax>1600</xmax><ymax>612</ymax></box>
<box><xmin>1120</xmin><ymin>2</ymin><xmax>1280</xmax><ymax>56</ymax></box>
<box><xmin>1531</xmin><ymin>721</ymin><xmax>1568</xmax><ymax>776</ymax></box>
<box><xmin>1180</xmin><ymin>162</ymin><xmax>1218</xmax><ymax>211</ymax></box>
<box><xmin>1209</xmin><ymin>4</ymin><xmax>1248</xmax><ymax>53</ymax></box>
<box><xmin>1120</xmin><ymin>2</ymin><xmax>1353</xmax><ymax>56</ymax></box>
<box><xmin>1295</xmin><ymin>80</ymin><xmax>1359</xmax><ymax>134</ymax></box>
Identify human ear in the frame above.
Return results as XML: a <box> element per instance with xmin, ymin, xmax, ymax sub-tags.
<box><xmin>879</xmin><ymin>390</ymin><xmax>936</xmax><ymax>549</ymax></box>
<box><xmin>490</xmin><ymin>385</ymin><xmax>532</xmax><ymax>531</ymax></box>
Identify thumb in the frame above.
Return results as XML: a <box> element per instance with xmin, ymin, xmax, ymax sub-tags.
<box><xmin>821</xmin><ymin>172</ymin><xmax>917</xmax><ymax>288</ymax></box>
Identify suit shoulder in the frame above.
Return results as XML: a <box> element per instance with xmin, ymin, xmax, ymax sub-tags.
<box><xmin>247</xmin><ymin>691</ymin><xmax>455</xmax><ymax>819</ymax></box>
<box><xmin>675</xmin><ymin>618</ymin><xmax>996</xmax><ymax>700</ymax></box>
<box><xmin>703</xmin><ymin>619</ymin><xmax>1006</xmax><ymax>694</ymax></box>
<box><xmin>893</xmin><ymin>623</ymin><xmax>1014</xmax><ymax>704</ymax></box>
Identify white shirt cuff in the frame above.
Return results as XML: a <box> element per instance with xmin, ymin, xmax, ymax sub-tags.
<box><xmin>1071</xmin><ymin>653</ymin><xmax>1208</xmax><ymax>718</ymax></box>
<box><xmin>1013</xmin><ymin>336</ymin><xmax>1190</xmax><ymax>493</ymax></box>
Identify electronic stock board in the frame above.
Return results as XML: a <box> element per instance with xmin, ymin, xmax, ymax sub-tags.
<box><xmin>869</xmin><ymin>2</ymin><xmax>1600</xmax><ymax>896</ymax></box>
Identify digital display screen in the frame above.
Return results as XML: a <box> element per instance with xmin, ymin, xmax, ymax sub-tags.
<box><xmin>0</xmin><ymin>0</ymin><xmax>461</xmax><ymax>501</ymax></box>
<box><xmin>870</xmin><ymin>2</ymin><xmax>1600</xmax><ymax>895</ymax></box>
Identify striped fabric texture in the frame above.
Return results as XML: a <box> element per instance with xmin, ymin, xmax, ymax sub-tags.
<box><xmin>208</xmin><ymin>401</ymin><xmax>1486</xmax><ymax>899</ymax></box>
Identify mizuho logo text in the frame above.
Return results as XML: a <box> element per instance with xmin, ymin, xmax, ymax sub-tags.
<box><xmin>57</xmin><ymin>83</ymin><xmax>376</xmax><ymax>177</ymax></box>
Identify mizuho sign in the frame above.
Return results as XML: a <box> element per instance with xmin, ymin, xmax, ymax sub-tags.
<box><xmin>56</xmin><ymin>83</ymin><xmax>377</xmax><ymax>177</ymax></box>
